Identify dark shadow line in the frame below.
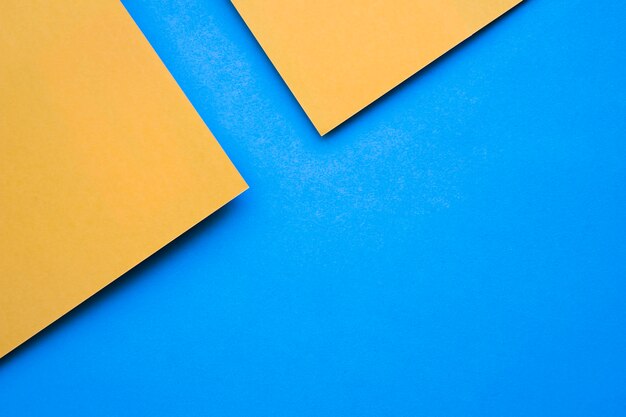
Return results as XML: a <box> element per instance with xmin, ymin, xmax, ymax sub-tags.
<box><xmin>325</xmin><ymin>1</ymin><xmax>529</xmax><ymax>139</ymax></box>
<box><xmin>227</xmin><ymin>0</ymin><xmax>528</xmax><ymax>140</ymax></box>
<box><xmin>0</xmin><ymin>199</ymin><xmax>241</xmax><ymax>367</ymax></box>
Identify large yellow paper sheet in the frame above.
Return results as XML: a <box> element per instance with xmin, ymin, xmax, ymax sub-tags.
<box><xmin>0</xmin><ymin>1</ymin><xmax>247</xmax><ymax>358</ymax></box>
<box><xmin>232</xmin><ymin>0</ymin><xmax>522</xmax><ymax>134</ymax></box>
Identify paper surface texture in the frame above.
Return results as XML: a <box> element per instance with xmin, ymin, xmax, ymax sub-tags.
<box><xmin>232</xmin><ymin>0</ymin><xmax>522</xmax><ymax>134</ymax></box>
<box><xmin>0</xmin><ymin>1</ymin><xmax>247</xmax><ymax>358</ymax></box>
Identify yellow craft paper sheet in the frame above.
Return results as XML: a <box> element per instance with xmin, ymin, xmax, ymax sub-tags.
<box><xmin>231</xmin><ymin>0</ymin><xmax>522</xmax><ymax>134</ymax></box>
<box><xmin>0</xmin><ymin>1</ymin><xmax>247</xmax><ymax>358</ymax></box>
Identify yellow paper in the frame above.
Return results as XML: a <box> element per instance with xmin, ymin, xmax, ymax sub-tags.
<box><xmin>0</xmin><ymin>1</ymin><xmax>247</xmax><ymax>358</ymax></box>
<box><xmin>232</xmin><ymin>0</ymin><xmax>522</xmax><ymax>134</ymax></box>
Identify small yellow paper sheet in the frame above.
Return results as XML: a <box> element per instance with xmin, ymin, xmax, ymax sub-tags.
<box><xmin>232</xmin><ymin>0</ymin><xmax>522</xmax><ymax>134</ymax></box>
<box><xmin>0</xmin><ymin>1</ymin><xmax>247</xmax><ymax>358</ymax></box>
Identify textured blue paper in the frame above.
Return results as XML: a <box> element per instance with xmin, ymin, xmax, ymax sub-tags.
<box><xmin>1</xmin><ymin>1</ymin><xmax>625</xmax><ymax>416</ymax></box>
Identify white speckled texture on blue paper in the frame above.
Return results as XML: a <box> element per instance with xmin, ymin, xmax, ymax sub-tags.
<box><xmin>1</xmin><ymin>1</ymin><xmax>625</xmax><ymax>416</ymax></box>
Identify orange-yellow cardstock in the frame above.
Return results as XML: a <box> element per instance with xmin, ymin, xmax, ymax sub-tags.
<box><xmin>0</xmin><ymin>1</ymin><xmax>247</xmax><ymax>358</ymax></box>
<box><xmin>232</xmin><ymin>0</ymin><xmax>522</xmax><ymax>134</ymax></box>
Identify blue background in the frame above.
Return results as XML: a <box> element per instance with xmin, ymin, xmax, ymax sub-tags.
<box><xmin>1</xmin><ymin>0</ymin><xmax>625</xmax><ymax>415</ymax></box>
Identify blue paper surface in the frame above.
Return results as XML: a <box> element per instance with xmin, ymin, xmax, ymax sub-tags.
<box><xmin>1</xmin><ymin>1</ymin><xmax>625</xmax><ymax>415</ymax></box>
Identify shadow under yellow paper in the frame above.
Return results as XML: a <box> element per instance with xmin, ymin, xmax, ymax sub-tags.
<box><xmin>0</xmin><ymin>1</ymin><xmax>247</xmax><ymax>358</ymax></box>
<box><xmin>232</xmin><ymin>0</ymin><xmax>522</xmax><ymax>135</ymax></box>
